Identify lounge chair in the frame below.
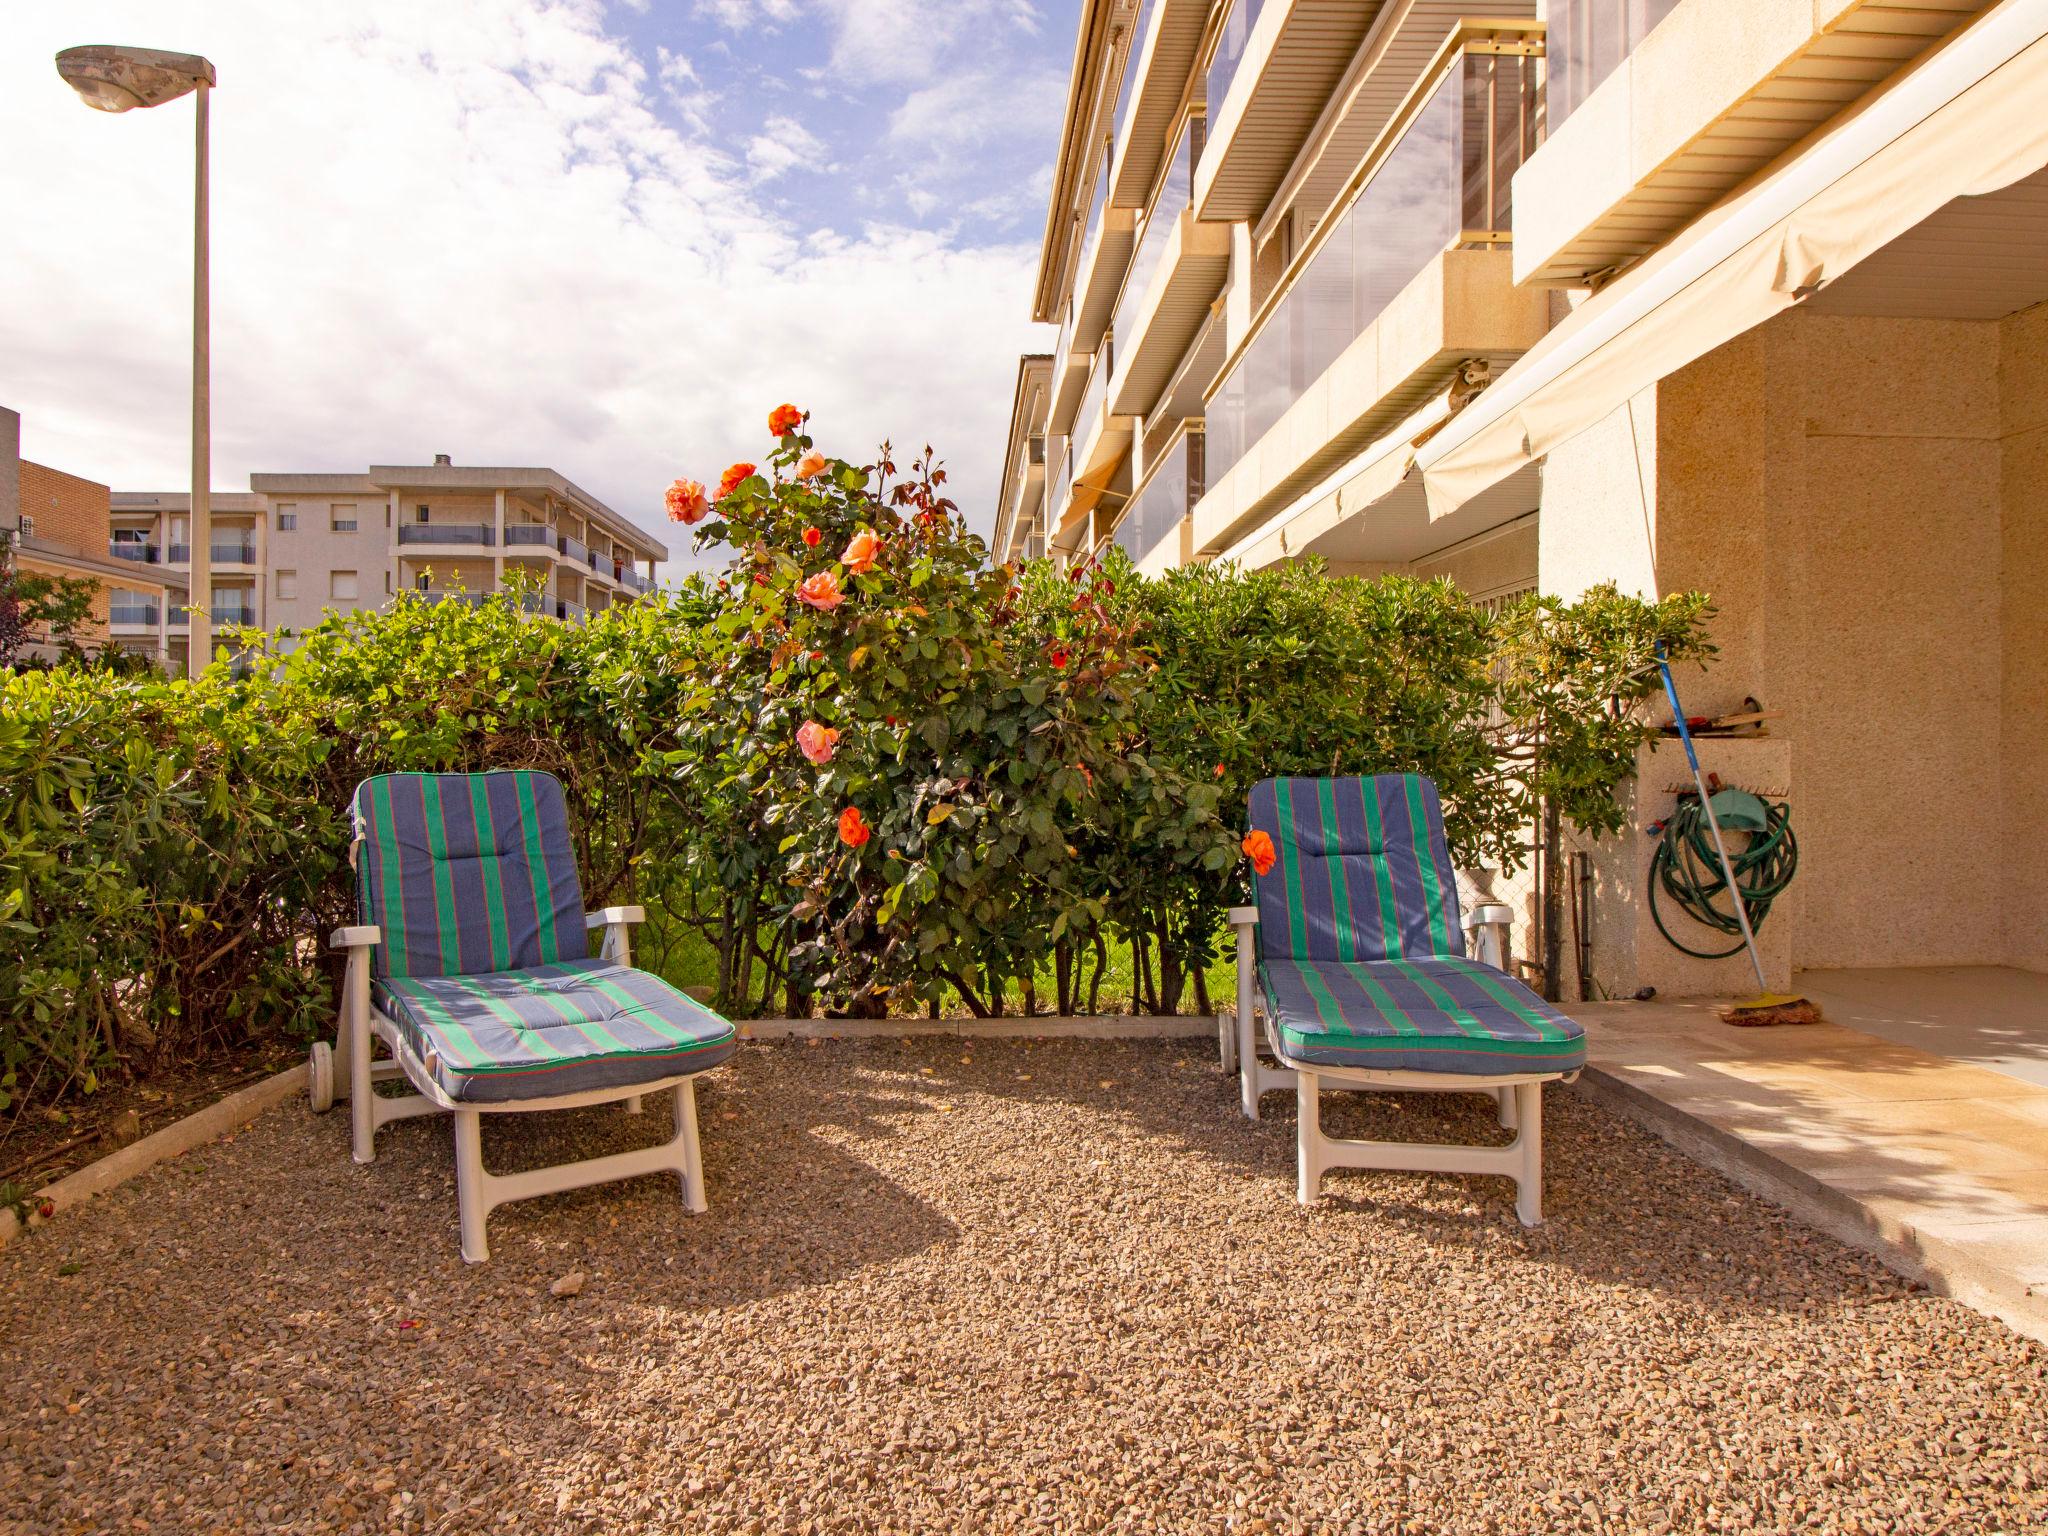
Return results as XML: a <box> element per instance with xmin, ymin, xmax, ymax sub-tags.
<box><xmin>1225</xmin><ymin>774</ymin><xmax>1585</xmax><ymax>1224</ymax></box>
<box><xmin>307</xmin><ymin>770</ymin><xmax>737</xmax><ymax>1261</ymax></box>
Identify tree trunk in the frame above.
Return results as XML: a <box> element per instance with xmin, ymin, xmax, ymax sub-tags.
<box><xmin>1055</xmin><ymin>939</ymin><xmax>1074</xmax><ymax>1016</ymax></box>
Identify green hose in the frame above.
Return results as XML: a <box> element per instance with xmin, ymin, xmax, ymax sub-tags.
<box><xmin>1648</xmin><ymin>789</ymin><xmax>1799</xmax><ymax>960</ymax></box>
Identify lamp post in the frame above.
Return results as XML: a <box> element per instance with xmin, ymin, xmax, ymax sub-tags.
<box><xmin>55</xmin><ymin>44</ymin><xmax>217</xmax><ymax>674</ymax></box>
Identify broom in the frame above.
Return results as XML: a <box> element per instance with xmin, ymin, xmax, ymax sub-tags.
<box><xmin>1655</xmin><ymin>646</ymin><xmax>1820</xmax><ymax>1026</ymax></box>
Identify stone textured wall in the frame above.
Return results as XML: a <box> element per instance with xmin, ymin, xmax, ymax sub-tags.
<box><xmin>1545</xmin><ymin>302</ymin><xmax>2048</xmax><ymax>989</ymax></box>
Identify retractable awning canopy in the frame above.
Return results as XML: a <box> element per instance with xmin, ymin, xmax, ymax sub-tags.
<box><xmin>1415</xmin><ymin>0</ymin><xmax>2048</xmax><ymax>517</ymax></box>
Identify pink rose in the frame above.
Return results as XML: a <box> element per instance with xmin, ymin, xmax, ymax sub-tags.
<box><xmin>797</xmin><ymin>721</ymin><xmax>839</xmax><ymax>764</ymax></box>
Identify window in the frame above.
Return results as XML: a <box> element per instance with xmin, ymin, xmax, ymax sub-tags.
<box><xmin>415</xmin><ymin>573</ymin><xmax>430</xmax><ymax>591</ymax></box>
<box><xmin>276</xmin><ymin>569</ymin><xmax>298</xmax><ymax>600</ymax></box>
<box><xmin>384</xmin><ymin>571</ymin><xmax>392</xmax><ymax>595</ymax></box>
<box><xmin>19</xmin><ymin>515</ymin><xmax>32</xmax><ymax>539</ymax></box>
<box><xmin>416</xmin><ymin>504</ymin><xmax>431</xmax><ymax>523</ymax></box>
<box><xmin>330</xmin><ymin>570</ymin><xmax>358</xmax><ymax>601</ymax></box>
<box><xmin>276</xmin><ymin>504</ymin><xmax>297</xmax><ymax>532</ymax></box>
<box><xmin>331</xmin><ymin>505</ymin><xmax>358</xmax><ymax>533</ymax></box>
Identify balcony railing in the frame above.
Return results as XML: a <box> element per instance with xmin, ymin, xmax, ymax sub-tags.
<box><xmin>1116</xmin><ymin>427</ymin><xmax>1204</xmax><ymax>568</ymax></box>
<box><xmin>1112</xmin><ymin>0</ymin><xmax>1164</xmax><ymax>151</ymax></box>
<box><xmin>424</xmin><ymin>591</ymin><xmax>491</xmax><ymax>609</ymax></box>
<box><xmin>1111</xmin><ymin>115</ymin><xmax>1204</xmax><ymax>386</ymax></box>
<box><xmin>1076</xmin><ymin>346</ymin><xmax>1112</xmax><ymax>450</ymax></box>
<box><xmin>108</xmin><ymin>541</ymin><xmax>160</xmax><ymax>564</ymax></box>
<box><xmin>1045</xmin><ymin>434</ymin><xmax>1070</xmax><ymax>530</ymax></box>
<box><xmin>559</xmin><ymin>533</ymin><xmax>589</xmax><ymax>563</ymax></box>
<box><xmin>109</xmin><ymin>602</ymin><xmax>160</xmax><ymax>627</ymax></box>
<box><xmin>1547</xmin><ymin>0</ymin><xmax>1680</xmax><ymax>129</ymax></box>
<box><xmin>170</xmin><ymin>602</ymin><xmax>258</xmax><ymax>627</ymax></box>
<box><xmin>1206</xmin><ymin>46</ymin><xmax>1537</xmax><ymax>486</ymax></box>
<box><xmin>167</xmin><ymin>543</ymin><xmax>190</xmax><ymax>564</ymax></box>
<box><xmin>398</xmin><ymin>523</ymin><xmax>494</xmax><ymax>546</ymax></box>
<box><xmin>1204</xmin><ymin>0</ymin><xmax>1268</xmax><ymax>127</ymax></box>
<box><xmin>503</xmin><ymin>524</ymin><xmax>554</xmax><ymax>547</ymax></box>
<box><xmin>1079</xmin><ymin>148</ymin><xmax>1111</xmax><ymax>280</ymax></box>
<box><xmin>556</xmin><ymin>599</ymin><xmax>586</xmax><ymax>623</ymax></box>
<box><xmin>211</xmin><ymin>541</ymin><xmax>257</xmax><ymax>565</ymax></box>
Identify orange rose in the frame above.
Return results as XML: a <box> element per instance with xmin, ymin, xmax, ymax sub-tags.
<box><xmin>802</xmin><ymin>526</ymin><xmax>822</xmax><ymax>548</ymax></box>
<box><xmin>664</xmin><ymin>478</ymin><xmax>708</xmax><ymax>524</ymax></box>
<box><xmin>798</xmin><ymin>571</ymin><xmax>844</xmax><ymax>611</ymax></box>
<box><xmin>769</xmin><ymin>403</ymin><xmax>805</xmax><ymax>437</ymax></box>
<box><xmin>841</xmin><ymin>528</ymin><xmax>882</xmax><ymax>574</ymax></box>
<box><xmin>716</xmin><ymin>462</ymin><xmax>756</xmax><ymax>500</ymax></box>
<box><xmin>1242</xmin><ymin>830</ymin><xmax>1277</xmax><ymax>878</ymax></box>
<box><xmin>797</xmin><ymin>721</ymin><xmax>839</xmax><ymax>764</ymax></box>
<box><xmin>837</xmin><ymin>805</ymin><xmax>871</xmax><ymax>848</ymax></box>
<box><xmin>796</xmin><ymin>449</ymin><xmax>828</xmax><ymax>480</ymax></box>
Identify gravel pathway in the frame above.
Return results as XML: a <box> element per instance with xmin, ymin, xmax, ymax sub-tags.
<box><xmin>2</xmin><ymin>1038</ymin><xmax>2044</xmax><ymax>1534</ymax></box>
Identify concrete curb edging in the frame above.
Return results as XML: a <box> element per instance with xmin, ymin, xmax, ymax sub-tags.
<box><xmin>0</xmin><ymin>1063</ymin><xmax>308</xmax><ymax>1254</ymax></box>
<box><xmin>1570</xmin><ymin>1065</ymin><xmax>2048</xmax><ymax>1347</ymax></box>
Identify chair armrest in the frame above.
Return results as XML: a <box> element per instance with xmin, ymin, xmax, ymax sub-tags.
<box><xmin>1228</xmin><ymin>905</ymin><xmax>1259</xmax><ymax>930</ymax></box>
<box><xmin>585</xmin><ymin>906</ymin><xmax>647</xmax><ymax>929</ymax></box>
<box><xmin>330</xmin><ymin>924</ymin><xmax>382</xmax><ymax>950</ymax></box>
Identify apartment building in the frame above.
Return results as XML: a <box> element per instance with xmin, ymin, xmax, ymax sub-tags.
<box><xmin>3</xmin><ymin>406</ymin><xmax>176</xmax><ymax>665</ymax></box>
<box><xmin>999</xmin><ymin>0</ymin><xmax>2048</xmax><ymax>1000</ymax></box>
<box><xmin>111</xmin><ymin>458</ymin><xmax>666</xmax><ymax>671</ymax></box>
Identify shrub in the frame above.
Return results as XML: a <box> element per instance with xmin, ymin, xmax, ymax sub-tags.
<box><xmin>0</xmin><ymin>407</ymin><xmax>1715</xmax><ymax>1118</ymax></box>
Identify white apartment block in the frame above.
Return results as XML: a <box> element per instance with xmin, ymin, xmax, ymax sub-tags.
<box><xmin>1000</xmin><ymin>0</ymin><xmax>2048</xmax><ymax>1001</ymax></box>
<box><xmin>110</xmin><ymin>457</ymin><xmax>665</xmax><ymax>669</ymax></box>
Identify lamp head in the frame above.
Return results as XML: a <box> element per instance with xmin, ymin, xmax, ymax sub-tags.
<box><xmin>56</xmin><ymin>45</ymin><xmax>214</xmax><ymax>113</ymax></box>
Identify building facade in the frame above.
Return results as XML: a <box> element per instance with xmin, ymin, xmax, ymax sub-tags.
<box><xmin>4</xmin><ymin>406</ymin><xmax>176</xmax><ymax>666</ymax></box>
<box><xmin>999</xmin><ymin>0</ymin><xmax>2048</xmax><ymax>999</ymax></box>
<box><xmin>110</xmin><ymin>457</ymin><xmax>666</xmax><ymax>671</ymax></box>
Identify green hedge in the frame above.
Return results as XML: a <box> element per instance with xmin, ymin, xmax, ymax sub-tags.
<box><xmin>0</xmin><ymin>417</ymin><xmax>1711</xmax><ymax>1110</ymax></box>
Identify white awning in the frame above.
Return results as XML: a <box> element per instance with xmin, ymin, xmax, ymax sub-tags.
<box><xmin>1415</xmin><ymin>0</ymin><xmax>2048</xmax><ymax>516</ymax></box>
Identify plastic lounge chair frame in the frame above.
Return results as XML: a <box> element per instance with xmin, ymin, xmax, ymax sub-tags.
<box><xmin>316</xmin><ymin>896</ymin><xmax>708</xmax><ymax>1264</ymax></box>
<box><xmin>1221</xmin><ymin>903</ymin><xmax>1568</xmax><ymax>1226</ymax></box>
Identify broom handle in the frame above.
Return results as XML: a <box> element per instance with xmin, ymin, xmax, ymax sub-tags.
<box><xmin>1657</xmin><ymin>647</ymin><xmax>1770</xmax><ymax>994</ymax></box>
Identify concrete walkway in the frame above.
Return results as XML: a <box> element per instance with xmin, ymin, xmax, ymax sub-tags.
<box><xmin>1575</xmin><ymin>967</ymin><xmax>2048</xmax><ymax>1343</ymax></box>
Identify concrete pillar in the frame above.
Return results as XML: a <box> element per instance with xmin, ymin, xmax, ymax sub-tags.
<box><xmin>493</xmin><ymin>489</ymin><xmax>505</xmax><ymax>594</ymax></box>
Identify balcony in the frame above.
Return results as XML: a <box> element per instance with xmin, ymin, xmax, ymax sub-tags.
<box><xmin>108</xmin><ymin>541</ymin><xmax>160</xmax><ymax>564</ymax></box>
<box><xmin>1197</xmin><ymin>0</ymin><xmax>1388</xmax><ymax>222</ymax></box>
<box><xmin>1514</xmin><ymin>0</ymin><xmax>1984</xmax><ymax>286</ymax></box>
<box><xmin>210</xmin><ymin>540</ymin><xmax>258</xmax><ymax>566</ymax></box>
<box><xmin>1069</xmin><ymin>347</ymin><xmax>1139</xmax><ymax>515</ymax></box>
<box><xmin>166</xmin><ymin>543</ymin><xmax>190</xmax><ymax>564</ymax></box>
<box><xmin>1049</xmin><ymin>305</ymin><xmax>1094</xmax><ymax>433</ymax></box>
<box><xmin>170</xmin><ymin>601</ymin><xmax>258</xmax><ymax>627</ymax></box>
<box><xmin>1070</xmin><ymin>149</ymin><xmax>1138</xmax><ymax>352</ymax></box>
<box><xmin>1115</xmin><ymin>424</ymin><xmax>1204</xmax><ymax>571</ymax></box>
<box><xmin>1109</xmin><ymin>116</ymin><xmax>1228</xmax><ymax>419</ymax></box>
<box><xmin>558</xmin><ymin>533</ymin><xmax>589</xmax><ymax>564</ymax></box>
<box><xmin>1196</xmin><ymin>42</ymin><xmax>1547</xmax><ymax>553</ymax></box>
<box><xmin>556</xmin><ymin>598</ymin><xmax>586</xmax><ymax>623</ymax></box>
<box><xmin>109</xmin><ymin>601</ymin><xmax>160</xmax><ymax>628</ymax></box>
<box><xmin>619</xmin><ymin>568</ymin><xmax>653</xmax><ymax>594</ymax></box>
<box><xmin>1044</xmin><ymin>433</ymin><xmax>1072</xmax><ymax>538</ymax></box>
<box><xmin>1109</xmin><ymin>0</ymin><xmax>1212</xmax><ymax>211</ymax></box>
<box><xmin>398</xmin><ymin>523</ymin><xmax>494</xmax><ymax>547</ymax></box>
<box><xmin>503</xmin><ymin>524</ymin><xmax>555</xmax><ymax>548</ymax></box>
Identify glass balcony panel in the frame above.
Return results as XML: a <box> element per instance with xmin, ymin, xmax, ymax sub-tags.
<box><xmin>1111</xmin><ymin>119</ymin><xmax>1203</xmax><ymax>372</ymax></box>
<box><xmin>110</xmin><ymin>602</ymin><xmax>159</xmax><ymax>626</ymax></box>
<box><xmin>1113</xmin><ymin>0</ymin><xmax>1163</xmax><ymax>149</ymax></box>
<box><xmin>108</xmin><ymin>541</ymin><xmax>159</xmax><ymax>563</ymax></box>
<box><xmin>1547</xmin><ymin>0</ymin><xmax>1681</xmax><ymax>130</ymax></box>
<box><xmin>1076</xmin><ymin>350</ymin><xmax>1111</xmax><ymax>455</ymax></box>
<box><xmin>1116</xmin><ymin>430</ymin><xmax>1203</xmax><ymax>566</ymax></box>
<box><xmin>1205</xmin><ymin>0</ymin><xmax>1268</xmax><ymax>129</ymax></box>
<box><xmin>1205</xmin><ymin>53</ymin><xmax>1535</xmax><ymax>490</ymax></box>
<box><xmin>210</xmin><ymin>541</ymin><xmax>257</xmax><ymax>564</ymax></box>
<box><xmin>1081</xmin><ymin>149</ymin><xmax>1110</xmax><ymax>279</ymax></box>
<box><xmin>397</xmin><ymin>523</ymin><xmax>494</xmax><ymax>546</ymax></box>
<box><xmin>503</xmin><ymin>524</ymin><xmax>553</xmax><ymax>547</ymax></box>
<box><xmin>167</xmin><ymin>543</ymin><xmax>191</xmax><ymax>564</ymax></box>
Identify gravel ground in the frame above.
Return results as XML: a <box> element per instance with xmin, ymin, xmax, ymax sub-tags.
<box><xmin>2</xmin><ymin>1038</ymin><xmax>2045</xmax><ymax>1535</ymax></box>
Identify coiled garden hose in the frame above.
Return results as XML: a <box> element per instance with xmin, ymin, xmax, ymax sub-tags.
<box><xmin>1648</xmin><ymin>790</ymin><xmax>1799</xmax><ymax>960</ymax></box>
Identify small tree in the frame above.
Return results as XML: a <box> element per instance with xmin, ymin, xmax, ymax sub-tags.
<box><xmin>0</xmin><ymin>532</ymin><xmax>99</xmax><ymax>668</ymax></box>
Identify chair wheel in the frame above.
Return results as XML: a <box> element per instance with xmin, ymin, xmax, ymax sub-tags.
<box><xmin>309</xmin><ymin>1041</ymin><xmax>335</xmax><ymax>1113</ymax></box>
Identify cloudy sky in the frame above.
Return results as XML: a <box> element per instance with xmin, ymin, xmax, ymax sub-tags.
<box><xmin>1</xmin><ymin>0</ymin><xmax>1076</xmax><ymax>567</ymax></box>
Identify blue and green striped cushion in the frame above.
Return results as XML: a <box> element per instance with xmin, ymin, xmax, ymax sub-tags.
<box><xmin>353</xmin><ymin>771</ymin><xmax>587</xmax><ymax>980</ymax></box>
<box><xmin>1260</xmin><ymin>956</ymin><xmax>1585</xmax><ymax>1075</ymax></box>
<box><xmin>1247</xmin><ymin>775</ymin><xmax>1466</xmax><ymax>963</ymax></box>
<box><xmin>374</xmin><ymin>959</ymin><xmax>739</xmax><ymax>1103</ymax></box>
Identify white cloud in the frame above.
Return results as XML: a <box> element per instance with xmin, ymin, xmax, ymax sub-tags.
<box><xmin>746</xmin><ymin>112</ymin><xmax>829</xmax><ymax>181</ymax></box>
<box><xmin>2</xmin><ymin>0</ymin><xmax>1046</xmax><ymax>570</ymax></box>
<box><xmin>697</xmin><ymin>0</ymin><xmax>800</xmax><ymax>28</ymax></box>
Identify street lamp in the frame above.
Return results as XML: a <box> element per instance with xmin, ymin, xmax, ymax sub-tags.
<box><xmin>56</xmin><ymin>44</ymin><xmax>217</xmax><ymax>674</ymax></box>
